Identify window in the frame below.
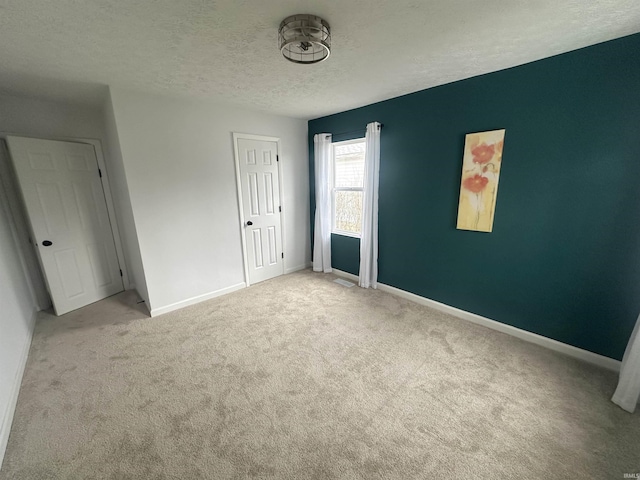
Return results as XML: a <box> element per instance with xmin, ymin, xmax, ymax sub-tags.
<box><xmin>332</xmin><ymin>139</ymin><xmax>366</xmax><ymax>237</ymax></box>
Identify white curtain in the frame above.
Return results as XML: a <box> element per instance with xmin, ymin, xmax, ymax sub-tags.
<box><xmin>313</xmin><ymin>133</ymin><xmax>332</xmax><ymax>273</ymax></box>
<box><xmin>612</xmin><ymin>314</ymin><xmax>640</xmax><ymax>413</ymax></box>
<box><xmin>359</xmin><ymin>122</ymin><xmax>381</xmax><ymax>288</ymax></box>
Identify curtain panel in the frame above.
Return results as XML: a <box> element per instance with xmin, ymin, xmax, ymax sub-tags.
<box><xmin>612</xmin><ymin>315</ymin><xmax>640</xmax><ymax>413</ymax></box>
<box><xmin>359</xmin><ymin>122</ymin><xmax>381</xmax><ymax>288</ymax></box>
<box><xmin>313</xmin><ymin>134</ymin><xmax>332</xmax><ymax>273</ymax></box>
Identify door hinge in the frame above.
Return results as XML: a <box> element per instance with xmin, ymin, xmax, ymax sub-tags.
<box><xmin>98</xmin><ymin>169</ymin><xmax>102</xmax><ymax>178</ymax></box>
<box><xmin>276</xmin><ymin>155</ymin><xmax>279</xmax><ymax>162</ymax></box>
<box><xmin>279</xmin><ymin>206</ymin><xmax>282</xmax><ymax>213</ymax></box>
<box><xmin>281</xmin><ymin>252</ymin><xmax>284</xmax><ymax>259</ymax></box>
<box><xmin>119</xmin><ymin>269</ymin><xmax>123</xmax><ymax>277</ymax></box>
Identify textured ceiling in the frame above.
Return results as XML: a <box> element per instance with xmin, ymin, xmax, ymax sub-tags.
<box><xmin>0</xmin><ymin>0</ymin><xmax>638</xmax><ymax>119</ymax></box>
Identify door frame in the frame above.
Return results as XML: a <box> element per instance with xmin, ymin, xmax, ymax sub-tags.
<box><xmin>232</xmin><ymin>132</ymin><xmax>286</xmax><ymax>287</ymax></box>
<box><xmin>0</xmin><ymin>132</ymin><xmax>131</xmax><ymax>298</ymax></box>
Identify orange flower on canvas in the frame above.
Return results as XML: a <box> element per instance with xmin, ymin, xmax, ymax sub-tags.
<box><xmin>456</xmin><ymin>129</ymin><xmax>506</xmax><ymax>232</ymax></box>
<box><xmin>462</xmin><ymin>174</ymin><xmax>489</xmax><ymax>193</ymax></box>
<box><xmin>471</xmin><ymin>143</ymin><xmax>495</xmax><ymax>164</ymax></box>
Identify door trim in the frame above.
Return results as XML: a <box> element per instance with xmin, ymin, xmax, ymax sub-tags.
<box><xmin>84</xmin><ymin>138</ymin><xmax>131</xmax><ymax>291</ymax></box>
<box><xmin>0</xmin><ymin>132</ymin><xmax>131</xmax><ymax>292</ymax></box>
<box><xmin>232</xmin><ymin>133</ymin><xmax>285</xmax><ymax>287</ymax></box>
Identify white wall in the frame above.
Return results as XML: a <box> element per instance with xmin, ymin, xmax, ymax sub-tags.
<box><xmin>0</xmin><ymin>93</ymin><xmax>106</xmax><ymax>140</ymax></box>
<box><xmin>0</xmin><ymin>156</ymin><xmax>37</xmax><ymax>469</ymax></box>
<box><xmin>102</xmin><ymin>92</ymin><xmax>149</xmax><ymax>306</ymax></box>
<box><xmin>0</xmin><ymin>93</ymin><xmax>106</xmax><ymax>468</ymax></box>
<box><xmin>0</xmin><ymin>92</ymin><xmax>144</xmax><ymax>303</ymax></box>
<box><xmin>109</xmin><ymin>88</ymin><xmax>310</xmax><ymax>314</ymax></box>
<box><xmin>0</xmin><ymin>92</ymin><xmax>146</xmax><ymax>466</ymax></box>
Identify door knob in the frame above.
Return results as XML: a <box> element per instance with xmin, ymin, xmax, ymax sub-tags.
<box><xmin>42</xmin><ymin>240</ymin><xmax>53</xmax><ymax>246</ymax></box>
<box><xmin>246</xmin><ymin>221</ymin><xmax>253</xmax><ymax>226</ymax></box>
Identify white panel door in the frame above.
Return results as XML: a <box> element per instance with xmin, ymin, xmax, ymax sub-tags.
<box><xmin>6</xmin><ymin>136</ymin><xmax>123</xmax><ymax>315</ymax></box>
<box><xmin>236</xmin><ymin>137</ymin><xmax>284</xmax><ymax>285</ymax></box>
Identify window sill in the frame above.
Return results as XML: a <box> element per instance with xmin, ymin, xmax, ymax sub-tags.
<box><xmin>332</xmin><ymin>231</ymin><xmax>361</xmax><ymax>239</ymax></box>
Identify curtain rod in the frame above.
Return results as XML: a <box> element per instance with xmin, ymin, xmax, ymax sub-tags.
<box><xmin>325</xmin><ymin>123</ymin><xmax>384</xmax><ymax>138</ymax></box>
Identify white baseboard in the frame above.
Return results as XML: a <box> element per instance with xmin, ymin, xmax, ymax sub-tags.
<box><xmin>149</xmin><ymin>282</ymin><xmax>247</xmax><ymax>317</ymax></box>
<box><xmin>285</xmin><ymin>262</ymin><xmax>311</xmax><ymax>275</ymax></box>
<box><xmin>150</xmin><ymin>262</ymin><xmax>312</xmax><ymax>316</ymax></box>
<box><xmin>331</xmin><ymin>269</ymin><xmax>621</xmax><ymax>372</ymax></box>
<box><xmin>0</xmin><ymin>308</ymin><xmax>37</xmax><ymax>470</ymax></box>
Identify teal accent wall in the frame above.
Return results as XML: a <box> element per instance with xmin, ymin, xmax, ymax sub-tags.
<box><xmin>308</xmin><ymin>33</ymin><xmax>640</xmax><ymax>360</ymax></box>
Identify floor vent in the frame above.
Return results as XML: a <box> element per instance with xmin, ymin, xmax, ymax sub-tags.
<box><xmin>334</xmin><ymin>278</ymin><xmax>355</xmax><ymax>288</ymax></box>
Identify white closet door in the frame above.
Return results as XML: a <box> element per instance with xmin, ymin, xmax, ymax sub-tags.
<box><xmin>236</xmin><ymin>137</ymin><xmax>284</xmax><ymax>285</ymax></box>
<box><xmin>7</xmin><ymin>136</ymin><xmax>123</xmax><ymax>315</ymax></box>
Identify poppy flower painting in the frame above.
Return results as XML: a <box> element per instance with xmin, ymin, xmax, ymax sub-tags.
<box><xmin>456</xmin><ymin>129</ymin><xmax>505</xmax><ymax>232</ymax></box>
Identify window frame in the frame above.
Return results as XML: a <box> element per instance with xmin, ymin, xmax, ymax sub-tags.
<box><xmin>331</xmin><ymin>137</ymin><xmax>366</xmax><ymax>238</ymax></box>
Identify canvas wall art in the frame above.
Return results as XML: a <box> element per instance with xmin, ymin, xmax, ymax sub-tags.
<box><xmin>456</xmin><ymin>129</ymin><xmax>505</xmax><ymax>232</ymax></box>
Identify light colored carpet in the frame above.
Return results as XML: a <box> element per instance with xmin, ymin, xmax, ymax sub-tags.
<box><xmin>1</xmin><ymin>269</ymin><xmax>639</xmax><ymax>479</ymax></box>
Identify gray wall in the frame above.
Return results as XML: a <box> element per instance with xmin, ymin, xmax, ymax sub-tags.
<box><xmin>0</xmin><ymin>147</ymin><xmax>37</xmax><ymax>469</ymax></box>
<box><xmin>109</xmin><ymin>88</ymin><xmax>310</xmax><ymax>314</ymax></box>
<box><xmin>103</xmin><ymin>91</ymin><xmax>149</xmax><ymax>306</ymax></box>
<box><xmin>0</xmin><ymin>92</ymin><xmax>141</xmax><ymax>467</ymax></box>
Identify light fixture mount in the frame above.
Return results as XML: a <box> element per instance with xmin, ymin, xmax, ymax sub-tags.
<box><xmin>279</xmin><ymin>14</ymin><xmax>331</xmax><ymax>64</ymax></box>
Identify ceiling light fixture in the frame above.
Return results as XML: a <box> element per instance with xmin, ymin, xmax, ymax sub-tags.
<box><xmin>279</xmin><ymin>14</ymin><xmax>331</xmax><ymax>64</ymax></box>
